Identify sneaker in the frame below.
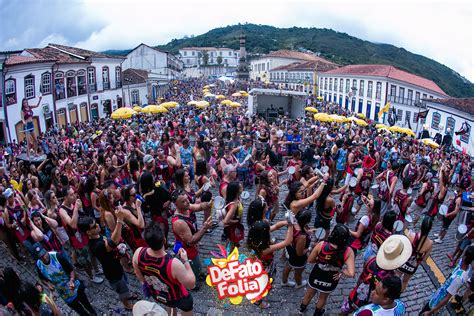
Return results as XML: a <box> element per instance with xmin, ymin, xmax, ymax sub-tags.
<box><xmin>282</xmin><ymin>281</ymin><xmax>296</xmax><ymax>287</ymax></box>
<box><xmin>90</xmin><ymin>275</ymin><xmax>104</xmax><ymax>284</ymax></box>
<box><xmin>434</xmin><ymin>238</ymin><xmax>443</xmax><ymax>244</ymax></box>
<box><xmin>433</xmin><ymin>233</ymin><xmax>439</xmax><ymax>237</ymax></box>
<box><xmin>295</xmin><ymin>280</ymin><xmax>308</xmax><ymax>289</ymax></box>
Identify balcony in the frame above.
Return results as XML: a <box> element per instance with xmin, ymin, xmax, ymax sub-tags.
<box><xmin>89</xmin><ymin>83</ymin><xmax>97</xmax><ymax>93</ymax></box>
<box><xmin>388</xmin><ymin>95</ymin><xmax>422</xmax><ymax>107</ymax></box>
<box><xmin>103</xmin><ymin>82</ymin><xmax>110</xmax><ymax>90</ymax></box>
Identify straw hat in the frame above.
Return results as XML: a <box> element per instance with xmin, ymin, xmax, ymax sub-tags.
<box><xmin>132</xmin><ymin>300</ymin><xmax>167</xmax><ymax>316</ymax></box>
<box><xmin>376</xmin><ymin>235</ymin><xmax>412</xmax><ymax>270</ymax></box>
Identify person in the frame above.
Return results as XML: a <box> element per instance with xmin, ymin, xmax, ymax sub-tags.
<box><xmin>376</xmin><ymin>161</ymin><xmax>399</xmax><ymax>216</ymax></box>
<box><xmin>352</xmin><ymin>156</ymin><xmax>376</xmax><ymax>215</ymax></box>
<box><xmin>426</xmin><ymin>163</ymin><xmax>449</xmax><ymax>219</ymax></box>
<box><xmin>353</xmin><ymin>276</ymin><xmax>406</xmax><ymax>315</ymax></box>
<box><xmin>410</xmin><ymin>172</ymin><xmax>434</xmax><ymax>227</ymax></box>
<box><xmin>363</xmin><ymin>211</ymin><xmax>397</xmax><ymax>262</ymax></box>
<box><xmin>120</xmin><ymin>185</ymin><xmax>146</xmax><ymax>251</ymax></box>
<box><xmin>133</xmin><ymin>222</ymin><xmax>195</xmax><ymax>315</ymax></box>
<box><xmin>300</xmin><ymin>224</ymin><xmax>356</xmax><ymax>315</ymax></box>
<box><xmin>78</xmin><ymin>206</ymin><xmax>135</xmax><ymax>310</ymax></box>
<box><xmin>392</xmin><ymin>177</ymin><xmax>412</xmax><ymax>223</ymax></box>
<box><xmin>219</xmin><ymin>165</ymin><xmax>237</xmax><ymax>199</ymax></box>
<box><xmin>420</xmin><ymin>245</ymin><xmax>474</xmax><ymax>315</ymax></box>
<box><xmin>448</xmin><ymin>211</ymin><xmax>474</xmax><ymax>267</ymax></box>
<box><xmin>340</xmin><ymin>234</ymin><xmax>412</xmax><ymax>314</ymax></box>
<box><xmin>314</xmin><ymin>179</ymin><xmax>346</xmax><ymax>239</ymax></box>
<box><xmin>223</xmin><ymin>181</ymin><xmax>245</xmax><ymax>247</ymax></box>
<box><xmin>35</xmin><ymin>246</ymin><xmax>97</xmax><ymax>315</ymax></box>
<box><xmin>349</xmin><ymin>196</ymin><xmax>381</xmax><ymax>256</ymax></box>
<box><xmin>282</xmin><ymin>210</ymin><xmax>312</xmax><ymax>288</ymax></box>
<box><xmin>21</xmin><ymin>96</ymin><xmax>42</xmax><ymax>155</ymax></box>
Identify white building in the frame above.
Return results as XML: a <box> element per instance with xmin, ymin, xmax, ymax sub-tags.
<box><xmin>1</xmin><ymin>43</ymin><xmax>125</xmax><ymax>142</ymax></box>
<box><xmin>250</xmin><ymin>50</ymin><xmax>330</xmax><ymax>82</ymax></box>
<box><xmin>122</xmin><ymin>68</ymin><xmax>150</xmax><ymax>107</ymax></box>
<box><xmin>422</xmin><ymin>98</ymin><xmax>474</xmax><ymax>155</ymax></box>
<box><xmin>122</xmin><ymin>43</ymin><xmax>183</xmax><ymax>81</ymax></box>
<box><xmin>178</xmin><ymin>47</ymin><xmax>240</xmax><ymax>68</ymax></box>
<box><xmin>269</xmin><ymin>60</ymin><xmax>338</xmax><ymax>94</ymax></box>
<box><xmin>318</xmin><ymin>64</ymin><xmax>449</xmax><ymax>125</ymax></box>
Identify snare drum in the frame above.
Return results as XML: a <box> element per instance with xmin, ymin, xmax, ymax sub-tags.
<box><xmin>313</xmin><ymin>227</ymin><xmax>326</xmax><ymax>241</ymax></box>
<box><xmin>371</xmin><ymin>184</ymin><xmax>380</xmax><ymax>195</ymax></box>
<box><xmin>455</xmin><ymin>224</ymin><xmax>468</xmax><ymax>241</ymax></box>
<box><xmin>438</xmin><ymin>205</ymin><xmax>448</xmax><ymax>220</ymax></box>
<box><xmin>405</xmin><ymin>214</ymin><xmax>413</xmax><ymax>223</ymax></box>
<box><xmin>240</xmin><ymin>191</ymin><xmax>250</xmax><ymax>200</ymax></box>
<box><xmin>393</xmin><ymin>220</ymin><xmax>404</xmax><ymax>234</ymax></box>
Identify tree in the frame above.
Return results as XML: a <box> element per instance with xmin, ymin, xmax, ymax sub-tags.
<box><xmin>201</xmin><ymin>51</ymin><xmax>209</xmax><ymax>66</ymax></box>
<box><xmin>216</xmin><ymin>55</ymin><xmax>223</xmax><ymax>65</ymax></box>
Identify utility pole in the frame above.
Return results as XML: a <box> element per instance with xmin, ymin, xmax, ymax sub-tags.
<box><xmin>124</xmin><ymin>78</ymin><xmax>132</xmax><ymax>106</ymax></box>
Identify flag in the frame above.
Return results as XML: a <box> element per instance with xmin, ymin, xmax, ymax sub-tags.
<box><xmin>378</xmin><ymin>102</ymin><xmax>390</xmax><ymax>119</ymax></box>
<box><xmin>417</xmin><ymin>110</ymin><xmax>429</xmax><ymax>121</ymax></box>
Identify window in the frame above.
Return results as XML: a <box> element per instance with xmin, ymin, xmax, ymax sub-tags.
<box><xmin>397</xmin><ymin>109</ymin><xmax>403</xmax><ymax>121</ymax></box>
<box><xmin>345</xmin><ymin>79</ymin><xmax>350</xmax><ymax>93</ymax></box>
<box><xmin>334</xmin><ymin>79</ymin><xmax>338</xmax><ymax>92</ymax></box>
<box><xmin>407</xmin><ymin>89</ymin><xmax>413</xmax><ymax>101</ymax></box>
<box><xmin>24</xmin><ymin>75</ymin><xmax>35</xmax><ymax>99</ymax></box>
<box><xmin>324</xmin><ymin>78</ymin><xmax>328</xmax><ymax>90</ymax></box>
<box><xmin>320</xmin><ymin>78</ymin><xmax>323</xmax><ymax>89</ymax></box>
<box><xmin>77</xmin><ymin>70</ymin><xmax>87</xmax><ymax>95</ymax></box>
<box><xmin>183</xmin><ymin>51</ymin><xmax>187</xmax><ymax>56</ymax></box>
<box><xmin>429</xmin><ymin>95</ymin><xmax>433</xmax><ymax>99</ymax></box>
<box><xmin>187</xmin><ymin>59</ymin><xmax>190</xmax><ymax>64</ymax></box>
<box><xmin>229</xmin><ymin>51</ymin><xmax>232</xmax><ymax>56</ymax></box>
<box><xmin>329</xmin><ymin>78</ymin><xmax>332</xmax><ymax>91</ymax></box>
<box><xmin>219</xmin><ymin>52</ymin><xmax>222</xmax><ymax>56</ymax></box>
<box><xmin>66</xmin><ymin>70</ymin><xmax>77</xmax><ymax>98</ymax></box>
<box><xmin>431</xmin><ymin>112</ymin><xmax>441</xmax><ymax>130</ymax></box>
<box><xmin>87</xmin><ymin>67</ymin><xmax>96</xmax><ymax>93</ymax></box>
<box><xmin>267</xmin><ymin>62</ymin><xmax>270</xmax><ymax>70</ymax></box>
<box><xmin>461</xmin><ymin>123</ymin><xmax>470</xmax><ymax>143</ymax></box>
<box><xmin>376</xmin><ymin>82</ymin><xmax>382</xmax><ymax>100</ymax></box>
<box><xmin>339</xmin><ymin>79</ymin><xmax>343</xmax><ymax>93</ymax></box>
<box><xmin>405</xmin><ymin>111</ymin><xmax>411</xmax><ymax>123</ymax></box>
<box><xmin>102</xmin><ymin>66</ymin><xmax>110</xmax><ymax>90</ymax></box>
<box><xmin>352</xmin><ymin>79</ymin><xmax>357</xmax><ymax>90</ymax></box>
<box><xmin>446</xmin><ymin>117</ymin><xmax>455</xmax><ymax>135</ymax></box>
<box><xmin>422</xmin><ymin>93</ymin><xmax>427</xmax><ymax>99</ymax></box>
<box><xmin>224</xmin><ymin>58</ymin><xmax>227</xmax><ymax>64</ymax></box>
<box><xmin>415</xmin><ymin>91</ymin><xmax>420</xmax><ymax>102</ymax></box>
<box><xmin>192</xmin><ymin>51</ymin><xmax>195</xmax><ymax>56</ymax></box>
<box><xmin>41</xmin><ymin>73</ymin><xmax>51</xmax><ymax>94</ymax></box>
<box><xmin>115</xmin><ymin>67</ymin><xmax>122</xmax><ymax>88</ymax></box>
<box><xmin>399</xmin><ymin>87</ymin><xmax>405</xmax><ymax>99</ymax></box>
<box><xmin>367</xmin><ymin>81</ymin><xmax>373</xmax><ymax>98</ymax></box>
<box><xmin>359</xmin><ymin>80</ymin><xmax>364</xmax><ymax>96</ymax></box>
<box><xmin>54</xmin><ymin>72</ymin><xmax>65</xmax><ymax>100</ymax></box>
<box><xmin>5</xmin><ymin>78</ymin><xmax>16</xmax><ymax>105</ymax></box>
<box><xmin>131</xmin><ymin>89</ymin><xmax>139</xmax><ymax>104</ymax></box>
<box><xmin>390</xmin><ymin>85</ymin><xmax>396</xmax><ymax>96</ymax></box>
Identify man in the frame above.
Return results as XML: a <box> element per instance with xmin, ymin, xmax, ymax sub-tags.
<box><xmin>142</xmin><ymin>154</ymin><xmax>155</xmax><ymax>174</ymax></box>
<box><xmin>376</xmin><ymin>161</ymin><xmax>399</xmax><ymax>217</ymax></box>
<box><xmin>58</xmin><ymin>186</ymin><xmax>103</xmax><ymax>284</ymax></box>
<box><xmin>335</xmin><ymin>140</ymin><xmax>348</xmax><ymax>185</ymax></box>
<box><xmin>219</xmin><ymin>165</ymin><xmax>237</xmax><ymax>199</ymax></box>
<box><xmin>35</xmin><ymin>246</ymin><xmax>97</xmax><ymax>315</ymax></box>
<box><xmin>133</xmin><ymin>222</ymin><xmax>195</xmax><ymax>315</ymax></box>
<box><xmin>353</xmin><ymin>276</ymin><xmax>405</xmax><ymax>315</ymax></box>
<box><xmin>171</xmin><ymin>190</ymin><xmax>213</xmax><ymax>284</ymax></box>
<box><xmin>179</xmin><ymin>138</ymin><xmax>194</xmax><ymax>180</ymax></box>
<box><xmin>420</xmin><ymin>246</ymin><xmax>474</xmax><ymax>315</ymax></box>
<box><xmin>78</xmin><ymin>205</ymin><xmax>134</xmax><ymax>310</ymax></box>
<box><xmin>233</xmin><ymin>137</ymin><xmax>255</xmax><ymax>187</ymax></box>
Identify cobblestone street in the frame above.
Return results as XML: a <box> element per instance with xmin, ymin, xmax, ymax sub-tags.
<box><xmin>0</xmin><ymin>182</ymin><xmax>472</xmax><ymax>315</ymax></box>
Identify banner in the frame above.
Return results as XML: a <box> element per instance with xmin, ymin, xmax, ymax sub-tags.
<box><xmin>417</xmin><ymin>110</ymin><xmax>429</xmax><ymax>120</ymax></box>
<box><xmin>378</xmin><ymin>102</ymin><xmax>390</xmax><ymax>119</ymax></box>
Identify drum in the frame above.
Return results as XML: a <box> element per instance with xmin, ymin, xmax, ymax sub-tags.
<box><xmin>354</xmin><ymin>168</ymin><xmax>361</xmax><ymax>175</ymax></box>
<box><xmin>213</xmin><ymin>196</ymin><xmax>225</xmax><ymax>211</ymax></box>
<box><xmin>240</xmin><ymin>191</ymin><xmax>250</xmax><ymax>200</ymax></box>
<box><xmin>405</xmin><ymin>214</ymin><xmax>413</xmax><ymax>223</ymax></box>
<box><xmin>407</xmin><ymin>188</ymin><xmax>413</xmax><ymax>195</ymax></box>
<box><xmin>455</xmin><ymin>224</ymin><xmax>468</xmax><ymax>241</ymax></box>
<box><xmin>412</xmin><ymin>183</ymin><xmax>422</xmax><ymax>191</ymax></box>
<box><xmin>313</xmin><ymin>227</ymin><xmax>326</xmax><ymax>242</ymax></box>
<box><xmin>285</xmin><ymin>211</ymin><xmax>297</xmax><ymax>225</ymax></box>
<box><xmin>321</xmin><ymin>166</ymin><xmax>329</xmax><ymax>174</ymax></box>
<box><xmin>393</xmin><ymin>220</ymin><xmax>404</xmax><ymax>234</ymax></box>
<box><xmin>438</xmin><ymin>204</ymin><xmax>448</xmax><ymax>220</ymax></box>
<box><xmin>370</xmin><ymin>184</ymin><xmax>380</xmax><ymax>196</ymax></box>
<box><xmin>349</xmin><ymin>177</ymin><xmax>358</xmax><ymax>188</ymax></box>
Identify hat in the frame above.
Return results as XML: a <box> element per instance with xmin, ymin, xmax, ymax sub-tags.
<box><xmin>143</xmin><ymin>155</ymin><xmax>154</xmax><ymax>165</ymax></box>
<box><xmin>35</xmin><ymin>245</ymin><xmax>47</xmax><ymax>259</ymax></box>
<box><xmin>132</xmin><ymin>300</ymin><xmax>167</xmax><ymax>316</ymax></box>
<box><xmin>2</xmin><ymin>188</ymin><xmax>13</xmax><ymax>199</ymax></box>
<box><xmin>362</xmin><ymin>156</ymin><xmax>376</xmax><ymax>170</ymax></box>
<box><xmin>376</xmin><ymin>235</ymin><xmax>412</xmax><ymax>270</ymax></box>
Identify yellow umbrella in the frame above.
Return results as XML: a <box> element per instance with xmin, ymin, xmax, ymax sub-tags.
<box><xmin>239</xmin><ymin>90</ymin><xmax>247</xmax><ymax>94</ymax></box>
<box><xmin>231</xmin><ymin>92</ymin><xmax>242</xmax><ymax>97</ymax></box>
<box><xmin>378</xmin><ymin>127</ymin><xmax>392</xmax><ymax>134</ymax></box>
<box><xmin>422</xmin><ymin>138</ymin><xmax>440</xmax><ymax>148</ymax></box>
<box><xmin>400</xmin><ymin>127</ymin><xmax>416</xmax><ymax>136</ymax></box>
<box><xmin>329</xmin><ymin>114</ymin><xmax>348</xmax><ymax>123</ymax></box>
<box><xmin>388</xmin><ymin>126</ymin><xmax>402</xmax><ymax>133</ymax></box>
<box><xmin>317</xmin><ymin>96</ymin><xmax>324</xmax><ymax>100</ymax></box>
<box><xmin>203</xmin><ymin>85</ymin><xmax>210</xmax><ymax>89</ymax></box>
<box><xmin>202</xmin><ymin>89</ymin><xmax>210</xmax><ymax>93</ymax></box>
<box><xmin>229</xmin><ymin>102</ymin><xmax>241</xmax><ymax>107</ymax></box>
<box><xmin>142</xmin><ymin>105</ymin><xmax>168</xmax><ymax>114</ymax></box>
<box><xmin>356</xmin><ymin>113</ymin><xmax>366</xmax><ymax>119</ymax></box>
<box><xmin>376</xmin><ymin>123</ymin><xmax>388</xmax><ymax>129</ymax></box>
<box><xmin>216</xmin><ymin>95</ymin><xmax>226</xmax><ymax>100</ymax></box>
<box><xmin>348</xmin><ymin>116</ymin><xmax>368</xmax><ymax>126</ymax></box>
<box><xmin>196</xmin><ymin>104</ymin><xmax>208</xmax><ymax>109</ymax></box>
<box><xmin>133</xmin><ymin>106</ymin><xmax>142</xmax><ymax>112</ymax></box>
<box><xmin>196</xmin><ymin>101</ymin><xmax>210</xmax><ymax>107</ymax></box>
<box><xmin>187</xmin><ymin>100</ymin><xmax>198</xmax><ymax>106</ymax></box>
<box><xmin>221</xmin><ymin>99</ymin><xmax>233</xmax><ymax>105</ymax></box>
<box><xmin>163</xmin><ymin>101</ymin><xmax>178</xmax><ymax>108</ymax></box>
<box><xmin>111</xmin><ymin>107</ymin><xmax>136</xmax><ymax>119</ymax></box>
<box><xmin>305</xmin><ymin>107</ymin><xmax>318</xmax><ymax>113</ymax></box>
<box><xmin>314</xmin><ymin>113</ymin><xmax>332</xmax><ymax>122</ymax></box>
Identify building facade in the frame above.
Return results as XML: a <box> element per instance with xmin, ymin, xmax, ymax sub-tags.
<box><xmin>318</xmin><ymin>65</ymin><xmax>449</xmax><ymax>127</ymax></box>
<box><xmin>178</xmin><ymin>47</ymin><xmax>240</xmax><ymax>68</ymax></box>
<box><xmin>1</xmin><ymin>44</ymin><xmax>125</xmax><ymax>142</ymax></box>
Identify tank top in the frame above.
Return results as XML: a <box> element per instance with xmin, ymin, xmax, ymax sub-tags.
<box><xmin>23</xmin><ymin>107</ymin><xmax>33</xmax><ymax>120</ymax></box>
<box><xmin>394</xmin><ymin>190</ymin><xmax>409</xmax><ymax>221</ymax></box>
<box><xmin>60</xmin><ymin>205</ymin><xmax>88</xmax><ymax>249</ymax></box>
<box><xmin>355</xmin><ymin>169</ymin><xmax>374</xmax><ymax>195</ymax></box>
<box><xmin>6</xmin><ymin>203</ymin><xmax>31</xmax><ymax>242</ymax></box>
<box><xmin>379</xmin><ymin>171</ymin><xmax>395</xmax><ymax>201</ymax></box>
<box><xmin>446</xmin><ymin>193</ymin><xmax>462</xmax><ymax>220</ymax></box>
<box><xmin>155</xmin><ymin>158</ymin><xmax>171</xmax><ymax>183</ymax></box>
<box><xmin>137</xmin><ymin>248</ymin><xmax>188</xmax><ymax>302</ymax></box>
<box><xmin>172</xmin><ymin>214</ymin><xmax>198</xmax><ymax>259</ymax></box>
<box><xmin>219</xmin><ymin>180</ymin><xmax>228</xmax><ymax>197</ymax></box>
<box><xmin>286</xmin><ymin>228</ymin><xmax>310</xmax><ymax>265</ymax></box>
<box><xmin>317</xmin><ymin>242</ymin><xmax>348</xmax><ymax>269</ymax></box>
<box><xmin>41</xmin><ymin>226</ymin><xmax>63</xmax><ymax>253</ymax></box>
<box><xmin>415</xmin><ymin>183</ymin><xmax>434</xmax><ymax>207</ymax></box>
<box><xmin>406</xmin><ymin>164</ymin><xmax>418</xmax><ymax>182</ymax></box>
<box><xmin>350</xmin><ymin>215</ymin><xmax>373</xmax><ymax>250</ymax></box>
<box><xmin>122</xmin><ymin>205</ymin><xmax>147</xmax><ymax>251</ymax></box>
<box><xmin>370</xmin><ymin>223</ymin><xmax>392</xmax><ymax>250</ymax></box>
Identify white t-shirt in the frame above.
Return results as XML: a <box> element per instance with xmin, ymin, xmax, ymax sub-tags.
<box><xmin>360</xmin><ymin>215</ymin><xmax>370</xmax><ymax>228</ymax></box>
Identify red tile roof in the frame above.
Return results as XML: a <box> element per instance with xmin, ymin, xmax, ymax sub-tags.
<box><xmin>264</xmin><ymin>50</ymin><xmax>333</xmax><ymax>64</ymax></box>
<box><xmin>425</xmin><ymin>98</ymin><xmax>474</xmax><ymax>116</ymax></box>
<box><xmin>271</xmin><ymin>61</ymin><xmax>339</xmax><ymax>72</ymax></box>
<box><xmin>122</xmin><ymin>68</ymin><xmax>148</xmax><ymax>85</ymax></box>
<box><xmin>323</xmin><ymin>64</ymin><xmax>448</xmax><ymax>96</ymax></box>
<box><xmin>4</xmin><ymin>55</ymin><xmax>55</xmax><ymax>66</ymax></box>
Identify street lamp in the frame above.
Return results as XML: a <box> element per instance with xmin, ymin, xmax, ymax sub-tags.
<box><xmin>124</xmin><ymin>78</ymin><xmax>132</xmax><ymax>106</ymax></box>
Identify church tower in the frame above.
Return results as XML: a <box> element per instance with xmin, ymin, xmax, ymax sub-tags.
<box><xmin>237</xmin><ymin>31</ymin><xmax>249</xmax><ymax>80</ymax></box>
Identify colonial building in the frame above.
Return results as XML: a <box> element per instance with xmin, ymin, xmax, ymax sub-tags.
<box><xmin>1</xmin><ymin>43</ymin><xmax>125</xmax><ymax>142</ymax></box>
<box><xmin>269</xmin><ymin>60</ymin><xmax>338</xmax><ymax>94</ymax></box>
<box><xmin>318</xmin><ymin>64</ymin><xmax>449</xmax><ymax>125</ymax></box>
<box><xmin>250</xmin><ymin>50</ymin><xmax>332</xmax><ymax>82</ymax></box>
<box><xmin>422</xmin><ymin>98</ymin><xmax>474</xmax><ymax>155</ymax></box>
<box><xmin>178</xmin><ymin>47</ymin><xmax>240</xmax><ymax>68</ymax></box>
<box><xmin>122</xmin><ymin>68</ymin><xmax>149</xmax><ymax>107</ymax></box>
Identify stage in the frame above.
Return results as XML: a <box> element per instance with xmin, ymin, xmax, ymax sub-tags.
<box><xmin>248</xmin><ymin>88</ymin><xmax>308</xmax><ymax>121</ymax></box>
<box><xmin>16</xmin><ymin>153</ymin><xmax>47</xmax><ymax>165</ymax></box>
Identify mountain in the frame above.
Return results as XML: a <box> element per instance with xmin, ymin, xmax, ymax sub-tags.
<box><xmin>105</xmin><ymin>24</ymin><xmax>474</xmax><ymax>97</ymax></box>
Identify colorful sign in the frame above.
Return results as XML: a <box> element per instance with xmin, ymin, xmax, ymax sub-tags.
<box><xmin>205</xmin><ymin>245</ymin><xmax>272</xmax><ymax>305</ymax></box>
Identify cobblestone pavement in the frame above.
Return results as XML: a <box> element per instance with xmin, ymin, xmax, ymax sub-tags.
<box><xmin>0</xmin><ymin>180</ymin><xmax>472</xmax><ymax>315</ymax></box>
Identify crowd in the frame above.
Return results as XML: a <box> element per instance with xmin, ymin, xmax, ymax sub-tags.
<box><xmin>0</xmin><ymin>77</ymin><xmax>472</xmax><ymax>315</ymax></box>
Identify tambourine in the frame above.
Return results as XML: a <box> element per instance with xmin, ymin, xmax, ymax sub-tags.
<box><xmin>285</xmin><ymin>211</ymin><xmax>297</xmax><ymax>225</ymax></box>
<box><xmin>439</xmin><ymin>205</ymin><xmax>448</xmax><ymax>217</ymax></box>
<box><xmin>313</xmin><ymin>227</ymin><xmax>326</xmax><ymax>241</ymax></box>
<box><xmin>321</xmin><ymin>166</ymin><xmax>329</xmax><ymax>174</ymax></box>
<box><xmin>240</xmin><ymin>191</ymin><xmax>250</xmax><ymax>200</ymax></box>
<box><xmin>456</xmin><ymin>224</ymin><xmax>468</xmax><ymax>241</ymax></box>
<box><xmin>288</xmin><ymin>166</ymin><xmax>296</xmax><ymax>175</ymax></box>
<box><xmin>354</xmin><ymin>168</ymin><xmax>362</xmax><ymax>175</ymax></box>
<box><xmin>349</xmin><ymin>177</ymin><xmax>358</xmax><ymax>188</ymax></box>
<box><xmin>213</xmin><ymin>196</ymin><xmax>225</xmax><ymax>210</ymax></box>
<box><xmin>407</xmin><ymin>188</ymin><xmax>413</xmax><ymax>195</ymax></box>
<box><xmin>393</xmin><ymin>220</ymin><xmax>404</xmax><ymax>233</ymax></box>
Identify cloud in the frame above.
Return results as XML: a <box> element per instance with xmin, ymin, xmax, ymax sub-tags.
<box><xmin>1</xmin><ymin>0</ymin><xmax>472</xmax><ymax>81</ymax></box>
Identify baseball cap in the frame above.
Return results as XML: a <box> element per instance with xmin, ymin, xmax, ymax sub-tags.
<box><xmin>2</xmin><ymin>188</ymin><xmax>13</xmax><ymax>199</ymax></box>
<box><xmin>35</xmin><ymin>245</ymin><xmax>47</xmax><ymax>259</ymax></box>
<box><xmin>143</xmin><ymin>155</ymin><xmax>154</xmax><ymax>165</ymax></box>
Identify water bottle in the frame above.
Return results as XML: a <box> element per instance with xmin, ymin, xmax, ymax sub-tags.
<box><xmin>135</xmin><ymin>194</ymin><xmax>145</xmax><ymax>203</ymax></box>
<box><xmin>173</xmin><ymin>241</ymin><xmax>183</xmax><ymax>255</ymax></box>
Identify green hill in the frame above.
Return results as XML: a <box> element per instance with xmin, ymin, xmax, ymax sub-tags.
<box><xmin>105</xmin><ymin>23</ymin><xmax>474</xmax><ymax>97</ymax></box>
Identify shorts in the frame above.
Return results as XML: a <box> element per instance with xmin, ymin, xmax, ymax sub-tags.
<box><xmin>190</xmin><ymin>255</ymin><xmax>202</xmax><ymax>280</ymax></box>
<box><xmin>109</xmin><ymin>274</ymin><xmax>131</xmax><ymax>300</ymax></box>
<box><xmin>74</xmin><ymin>246</ymin><xmax>91</xmax><ymax>267</ymax></box>
<box><xmin>24</xmin><ymin>121</ymin><xmax>34</xmax><ymax>133</ymax></box>
<box><xmin>314</xmin><ymin>214</ymin><xmax>331</xmax><ymax>231</ymax></box>
<box><xmin>458</xmin><ymin>238</ymin><xmax>473</xmax><ymax>251</ymax></box>
<box><xmin>442</xmin><ymin>216</ymin><xmax>454</xmax><ymax>230</ymax></box>
<box><xmin>308</xmin><ymin>264</ymin><xmax>339</xmax><ymax>293</ymax></box>
<box><xmin>167</xmin><ymin>294</ymin><xmax>193</xmax><ymax>312</ymax></box>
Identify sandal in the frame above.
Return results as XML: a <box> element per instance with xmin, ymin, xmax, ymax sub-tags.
<box><xmin>447</xmin><ymin>253</ymin><xmax>453</xmax><ymax>260</ymax></box>
<box><xmin>448</xmin><ymin>261</ymin><xmax>455</xmax><ymax>268</ymax></box>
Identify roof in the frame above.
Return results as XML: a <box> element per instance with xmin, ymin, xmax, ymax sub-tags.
<box><xmin>128</xmin><ymin>43</ymin><xmax>170</xmax><ymax>55</ymax></box>
<box><xmin>323</xmin><ymin>64</ymin><xmax>448</xmax><ymax>96</ymax></box>
<box><xmin>261</xmin><ymin>50</ymin><xmax>330</xmax><ymax>63</ymax></box>
<box><xmin>180</xmin><ymin>47</ymin><xmax>237</xmax><ymax>51</ymax></box>
<box><xmin>26</xmin><ymin>43</ymin><xmax>124</xmax><ymax>64</ymax></box>
<box><xmin>424</xmin><ymin>98</ymin><xmax>474</xmax><ymax>116</ymax></box>
<box><xmin>122</xmin><ymin>68</ymin><xmax>149</xmax><ymax>85</ymax></box>
<box><xmin>4</xmin><ymin>55</ymin><xmax>55</xmax><ymax>66</ymax></box>
<box><xmin>271</xmin><ymin>60</ymin><xmax>339</xmax><ymax>72</ymax></box>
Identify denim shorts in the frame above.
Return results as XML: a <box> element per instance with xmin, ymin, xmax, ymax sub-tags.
<box><xmin>109</xmin><ymin>274</ymin><xmax>131</xmax><ymax>300</ymax></box>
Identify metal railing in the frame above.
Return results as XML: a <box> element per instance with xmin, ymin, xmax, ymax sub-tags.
<box><xmin>388</xmin><ymin>94</ymin><xmax>419</xmax><ymax>106</ymax></box>
<box><xmin>89</xmin><ymin>83</ymin><xmax>97</xmax><ymax>93</ymax></box>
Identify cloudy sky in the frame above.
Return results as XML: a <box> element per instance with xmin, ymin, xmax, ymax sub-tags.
<box><xmin>1</xmin><ymin>0</ymin><xmax>472</xmax><ymax>81</ymax></box>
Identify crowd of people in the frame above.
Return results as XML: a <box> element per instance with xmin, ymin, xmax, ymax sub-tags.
<box><xmin>0</xmin><ymin>77</ymin><xmax>472</xmax><ymax>315</ymax></box>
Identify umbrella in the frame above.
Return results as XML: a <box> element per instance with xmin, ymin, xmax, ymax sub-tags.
<box><xmin>204</xmin><ymin>94</ymin><xmax>216</xmax><ymax>99</ymax></box>
<box><xmin>216</xmin><ymin>95</ymin><xmax>226</xmax><ymax>100</ymax></box>
<box><xmin>329</xmin><ymin>114</ymin><xmax>349</xmax><ymax>123</ymax></box>
<box><xmin>163</xmin><ymin>101</ymin><xmax>178</xmax><ymax>108</ymax></box>
<box><xmin>422</xmin><ymin>138</ymin><xmax>440</xmax><ymax>148</ymax></box>
<box><xmin>305</xmin><ymin>107</ymin><xmax>318</xmax><ymax>113</ymax></box>
<box><xmin>376</xmin><ymin>123</ymin><xmax>388</xmax><ymax>129</ymax></box>
<box><xmin>229</xmin><ymin>102</ymin><xmax>241</xmax><ymax>107</ymax></box>
<box><xmin>378</xmin><ymin>127</ymin><xmax>392</xmax><ymax>134</ymax></box>
<box><xmin>356</xmin><ymin>113</ymin><xmax>366</xmax><ymax>119</ymax></box>
<box><xmin>203</xmin><ymin>85</ymin><xmax>210</xmax><ymax>89</ymax></box>
<box><xmin>111</xmin><ymin>107</ymin><xmax>136</xmax><ymax>119</ymax></box>
<box><xmin>317</xmin><ymin>96</ymin><xmax>324</xmax><ymax>100</ymax></box>
<box><xmin>220</xmin><ymin>99</ymin><xmax>233</xmax><ymax>105</ymax></box>
<box><xmin>348</xmin><ymin>117</ymin><xmax>368</xmax><ymax>126</ymax></box>
<box><xmin>239</xmin><ymin>90</ymin><xmax>248</xmax><ymax>94</ymax></box>
<box><xmin>399</xmin><ymin>127</ymin><xmax>416</xmax><ymax>136</ymax></box>
<box><xmin>142</xmin><ymin>105</ymin><xmax>168</xmax><ymax>114</ymax></box>
<box><xmin>231</xmin><ymin>92</ymin><xmax>242</xmax><ymax>97</ymax></box>
<box><xmin>133</xmin><ymin>106</ymin><xmax>142</xmax><ymax>112</ymax></box>
<box><xmin>196</xmin><ymin>100</ymin><xmax>210</xmax><ymax>107</ymax></box>
<box><xmin>314</xmin><ymin>113</ymin><xmax>332</xmax><ymax>122</ymax></box>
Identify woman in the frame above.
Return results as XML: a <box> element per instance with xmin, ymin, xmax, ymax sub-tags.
<box><xmin>21</xmin><ymin>96</ymin><xmax>42</xmax><ymax>155</ymax></box>
<box><xmin>44</xmin><ymin>190</ymin><xmax>70</xmax><ymax>246</ymax></box>
<box><xmin>350</xmin><ymin>196</ymin><xmax>381</xmax><ymax>255</ymax></box>
<box><xmin>195</xmin><ymin>159</ymin><xmax>217</xmax><ymax>225</ymax></box>
<box><xmin>247</xmin><ymin>220</ymin><xmax>294</xmax><ymax>309</ymax></box>
<box><xmin>284</xmin><ymin>180</ymin><xmax>326</xmax><ymax>217</ymax></box>
<box><xmin>27</xmin><ymin>190</ymin><xmax>46</xmax><ymax>215</ymax></box>
<box><xmin>223</xmin><ymin>181</ymin><xmax>244</xmax><ymax>248</ymax></box>
<box><xmin>99</xmin><ymin>155</ymin><xmax>113</xmax><ymax>185</ymax></box>
<box><xmin>397</xmin><ymin>216</ymin><xmax>433</xmax><ymax>291</ymax></box>
<box><xmin>314</xmin><ymin>179</ymin><xmax>346</xmax><ymax>239</ymax></box>
<box><xmin>121</xmin><ymin>185</ymin><xmax>146</xmax><ymax>251</ymax></box>
<box><xmin>246</xmin><ymin>197</ymin><xmax>268</xmax><ymax>228</ymax></box>
<box><xmin>98</xmin><ymin>188</ymin><xmax>117</xmax><ymax>237</ymax></box>
<box><xmin>363</xmin><ymin>210</ymin><xmax>397</xmax><ymax>262</ymax></box>
<box><xmin>79</xmin><ymin>175</ymin><xmax>101</xmax><ymax>219</ymax></box>
<box><xmin>257</xmin><ymin>170</ymin><xmax>280</xmax><ymax>220</ymax></box>
<box><xmin>300</xmin><ymin>224</ymin><xmax>355</xmax><ymax>315</ymax></box>
<box><xmin>30</xmin><ymin>211</ymin><xmax>65</xmax><ymax>255</ymax></box>
<box><xmin>282</xmin><ymin>210</ymin><xmax>311</xmax><ymax>288</ymax></box>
